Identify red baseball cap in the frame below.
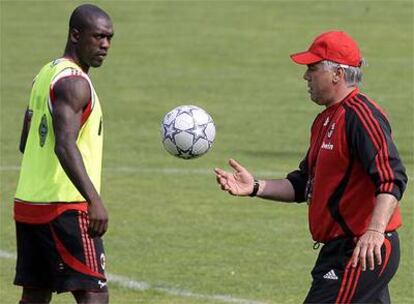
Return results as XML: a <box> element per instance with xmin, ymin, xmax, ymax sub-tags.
<box><xmin>290</xmin><ymin>31</ymin><xmax>362</xmax><ymax>67</ymax></box>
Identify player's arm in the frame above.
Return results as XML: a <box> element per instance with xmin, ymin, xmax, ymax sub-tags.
<box><xmin>52</xmin><ymin>76</ymin><xmax>108</xmax><ymax>238</ymax></box>
<box><xmin>19</xmin><ymin>107</ymin><xmax>33</xmax><ymax>153</ymax></box>
<box><xmin>214</xmin><ymin>159</ymin><xmax>296</xmax><ymax>202</ymax></box>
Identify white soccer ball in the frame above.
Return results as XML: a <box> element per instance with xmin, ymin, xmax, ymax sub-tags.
<box><xmin>161</xmin><ymin>105</ymin><xmax>216</xmax><ymax>159</ymax></box>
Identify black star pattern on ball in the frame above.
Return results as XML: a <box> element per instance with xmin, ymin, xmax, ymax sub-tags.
<box><xmin>162</xmin><ymin>121</ymin><xmax>177</xmax><ymax>142</ymax></box>
<box><xmin>175</xmin><ymin>106</ymin><xmax>193</xmax><ymax>118</ymax></box>
<box><xmin>188</xmin><ymin>123</ymin><xmax>208</xmax><ymax>145</ymax></box>
<box><xmin>177</xmin><ymin>148</ymin><xmax>194</xmax><ymax>159</ymax></box>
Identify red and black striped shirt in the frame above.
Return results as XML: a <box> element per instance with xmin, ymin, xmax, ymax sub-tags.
<box><xmin>287</xmin><ymin>88</ymin><xmax>407</xmax><ymax>243</ymax></box>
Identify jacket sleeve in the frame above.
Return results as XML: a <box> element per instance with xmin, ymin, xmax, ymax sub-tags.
<box><xmin>345</xmin><ymin>100</ymin><xmax>407</xmax><ymax>201</ymax></box>
<box><xmin>286</xmin><ymin>151</ymin><xmax>309</xmax><ymax>203</ymax></box>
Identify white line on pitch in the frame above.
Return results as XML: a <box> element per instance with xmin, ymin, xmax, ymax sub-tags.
<box><xmin>0</xmin><ymin>251</ymin><xmax>15</xmax><ymax>259</ymax></box>
<box><xmin>0</xmin><ymin>165</ymin><xmax>284</xmax><ymax>177</ymax></box>
<box><xmin>0</xmin><ymin>250</ymin><xmax>266</xmax><ymax>304</ymax></box>
<box><xmin>3</xmin><ymin>165</ymin><xmax>413</xmax><ymax>179</ymax></box>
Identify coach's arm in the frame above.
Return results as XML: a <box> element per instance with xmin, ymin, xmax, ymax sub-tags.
<box><xmin>214</xmin><ymin>159</ymin><xmax>296</xmax><ymax>202</ymax></box>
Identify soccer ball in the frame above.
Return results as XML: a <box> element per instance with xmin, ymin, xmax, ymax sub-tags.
<box><xmin>161</xmin><ymin>105</ymin><xmax>216</xmax><ymax>159</ymax></box>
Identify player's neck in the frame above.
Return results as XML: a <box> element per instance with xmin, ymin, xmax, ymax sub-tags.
<box><xmin>63</xmin><ymin>46</ymin><xmax>89</xmax><ymax>73</ymax></box>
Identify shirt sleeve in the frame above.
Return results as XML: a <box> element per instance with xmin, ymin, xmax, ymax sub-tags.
<box><xmin>286</xmin><ymin>152</ymin><xmax>309</xmax><ymax>203</ymax></box>
<box><xmin>345</xmin><ymin>101</ymin><xmax>407</xmax><ymax>201</ymax></box>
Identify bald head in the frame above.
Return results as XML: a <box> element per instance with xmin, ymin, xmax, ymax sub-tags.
<box><xmin>69</xmin><ymin>4</ymin><xmax>111</xmax><ymax>32</ymax></box>
<box><xmin>65</xmin><ymin>4</ymin><xmax>113</xmax><ymax>72</ymax></box>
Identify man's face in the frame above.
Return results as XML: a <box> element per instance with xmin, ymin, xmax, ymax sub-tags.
<box><xmin>303</xmin><ymin>62</ymin><xmax>335</xmax><ymax>106</ymax></box>
<box><xmin>77</xmin><ymin>16</ymin><xmax>113</xmax><ymax>68</ymax></box>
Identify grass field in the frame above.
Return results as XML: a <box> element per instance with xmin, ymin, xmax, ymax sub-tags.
<box><xmin>1</xmin><ymin>0</ymin><xmax>413</xmax><ymax>303</ymax></box>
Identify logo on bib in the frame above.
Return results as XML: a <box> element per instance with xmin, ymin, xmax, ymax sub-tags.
<box><xmin>39</xmin><ymin>114</ymin><xmax>48</xmax><ymax>147</ymax></box>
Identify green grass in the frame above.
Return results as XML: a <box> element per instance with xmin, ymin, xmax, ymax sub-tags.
<box><xmin>1</xmin><ymin>0</ymin><xmax>413</xmax><ymax>303</ymax></box>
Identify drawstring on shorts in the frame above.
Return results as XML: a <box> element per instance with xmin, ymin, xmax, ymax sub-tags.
<box><xmin>313</xmin><ymin>242</ymin><xmax>320</xmax><ymax>250</ymax></box>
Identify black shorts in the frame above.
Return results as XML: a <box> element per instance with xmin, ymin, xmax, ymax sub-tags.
<box><xmin>14</xmin><ymin>210</ymin><xmax>107</xmax><ymax>293</ymax></box>
<box><xmin>304</xmin><ymin>231</ymin><xmax>400</xmax><ymax>304</ymax></box>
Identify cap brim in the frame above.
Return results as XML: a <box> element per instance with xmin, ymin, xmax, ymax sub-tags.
<box><xmin>290</xmin><ymin>51</ymin><xmax>323</xmax><ymax>65</ymax></box>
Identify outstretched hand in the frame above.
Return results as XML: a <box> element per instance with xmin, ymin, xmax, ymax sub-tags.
<box><xmin>214</xmin><ymin>159</ymin><xmax>255</xmax><ymax>196</ymax></box>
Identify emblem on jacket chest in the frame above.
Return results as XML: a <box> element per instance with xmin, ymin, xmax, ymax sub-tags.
<box><xmin>327</xmin><ymin>122</ymin><xmax>336</xmax><ymax>138</ymax></box>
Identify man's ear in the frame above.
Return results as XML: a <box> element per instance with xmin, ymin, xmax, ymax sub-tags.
<box><xmin>332</xmin><ymin>67</ymin><xmax>345</xmax><ymax>84</ymax></box>
<box><xmin>70</xmin><ymin>28</ymin><xmax>80</xmax><ymax>44</ymax></box>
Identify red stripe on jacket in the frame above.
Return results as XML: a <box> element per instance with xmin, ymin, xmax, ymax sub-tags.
<box><xmin>347</xmin><ymin>98</ymin><xmax>391</xmax><ymax>192</ymax></box>
<box><xmin>352</xmin><ymin>96</ymin><xmax>394</xmax><ymax>192</ymax></box>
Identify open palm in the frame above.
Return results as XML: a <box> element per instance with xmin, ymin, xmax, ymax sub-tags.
<box><xmin>214</xmin><ymin>159</ymin><xmax>254</xmax><ymax>196</ymax></box>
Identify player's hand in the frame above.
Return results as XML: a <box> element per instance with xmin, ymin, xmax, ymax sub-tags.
<box><xmin>88</xmin><ymin>198</ymin><xmax>108</xmax><ymax>238</ymax></box>
<box><xmin>214</xmin><ymin>159</ymin><xmax>255</xmax><ymax>196</ymax></box>
<box><xmin>351</xmin><ymin>230</ymin><xmax>384</xmax><ymax>271</ymax></box>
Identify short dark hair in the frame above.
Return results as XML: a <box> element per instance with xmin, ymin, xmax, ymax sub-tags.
<box><xmin>69</xmin><ymin>4</ymin><xmax>110</xmax><ymax>31</ymax></box>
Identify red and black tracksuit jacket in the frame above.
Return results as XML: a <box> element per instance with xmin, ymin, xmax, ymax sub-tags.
<box><xmin>287</xmin><ymin>88</ymin><xmax>407</xmax><ymax>243</ymax></box>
